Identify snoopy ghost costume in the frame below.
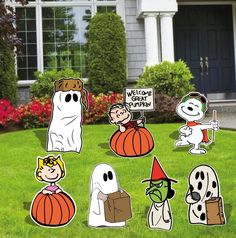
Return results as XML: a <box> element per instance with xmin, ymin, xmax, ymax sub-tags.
<box><xmin>186</xmin><ymin>165</ymin><xmax>225</xmax><ymax>225</ymax></box>
<box><xmin>47</xmin><ymin>79</ymin><xmax>88</xmax><ymax>153</ymax></box>
<box><xmin>88</xmin><ymin>164</ymin><xmax>125</xmax><ymax>227</ymax></box>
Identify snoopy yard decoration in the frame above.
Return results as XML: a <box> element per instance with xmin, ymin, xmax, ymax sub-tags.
<box><xmin>142</xmin><ymin>157</ymin><xmax>177</xmax><ymax>231</ymax></box>
<box><xmin>47</xmin><ymin>78</ymin><xmax>88</xmax><ymax>153</ymax></box>
<box><xmin>186</xmin><ymin>165</ymin><xmax>226</xmax><ymax>226</ymax></box>
<box><xmin>176</xmin><ymin>92</ymin><xmax>219</xmax><ymax>155</ymax></box>
<box><xmin>30</xmin><ymin>155</ymin><xmax>76</xmax><ymax>227</ymax></box>
<box><xmin>88</xmin><ymin>164</ymin><xmax>132</xmax><ymax>227</ymax></box>
<box><xmin>108</xmin><ymin>88</ymin><xmax>155</xmax><ymax>158</ymax></box>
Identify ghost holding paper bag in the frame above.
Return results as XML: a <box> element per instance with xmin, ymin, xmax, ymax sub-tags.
<box><xmin>88</xmin><ymin>164</ymin><xmax>132</xmax><ymax>227</ymax></box>
<box><xmin>186</xmin><ymin>165</ymin><xmax>226</xmax><ymax>226</ymax></box>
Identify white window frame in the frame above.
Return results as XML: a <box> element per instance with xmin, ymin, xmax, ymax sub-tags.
<box><xmin>7</xmin><ymin>0</ymin><xmax>124</xmax><ymax>85</ymax></box>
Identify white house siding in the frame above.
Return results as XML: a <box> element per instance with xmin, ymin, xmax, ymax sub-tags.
<box><xmin>125</xmin><ymin>0</ymin><xmax>146</xmax><ymax>82</ymax></box>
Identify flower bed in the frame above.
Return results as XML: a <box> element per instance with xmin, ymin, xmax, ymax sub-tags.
<box><xmin>0</xmin><ymin>93</ymin><xmax>123</xmax><ymax>129</ymax></box>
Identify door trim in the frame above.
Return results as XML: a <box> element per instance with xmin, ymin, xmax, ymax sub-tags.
<box><xmin>177</xmin><ymin>1</ymin><xmax>236</xmax><ymax>99</ymax></box>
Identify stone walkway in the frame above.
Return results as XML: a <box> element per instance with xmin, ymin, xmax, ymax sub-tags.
<box><xmin>203</xmin><ymin>112</ymin><xmax>236</xmax><ymax>130</ymax></box>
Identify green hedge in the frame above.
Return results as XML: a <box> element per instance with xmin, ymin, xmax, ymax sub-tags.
<box><xmin>137</xmin><ymin>60</ymin><xmax>195</xmax><ymax>98</ymax></box>
<box><xmin>87</xmin><ymin>13</ymin><xmax>127</xmax><ymax>95</ymax></box>
<box><xmin>30</xmin><ymin>68</ymin><xmax>81</xmax><ymax>98</ymax></box>
<box><xmin>0</xmin><ymin>42</ymin><xmax>17</xmax><ymax>105</ymax></box>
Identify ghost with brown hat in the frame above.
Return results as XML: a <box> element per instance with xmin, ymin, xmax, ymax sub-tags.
<box><xmin>47</xmin><ymin>78</ymin><xmax>88</xmax><ymax>153</ymax></box>
<box><xmin>142</xmin><ymin>157</ymin><xmax>177</xmax><ymax>231</ymax></box>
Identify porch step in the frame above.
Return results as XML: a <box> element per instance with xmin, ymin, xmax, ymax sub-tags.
<box><xmin>208</xmin><ymin>100</ymin><xmax>236</xmax><ymax>113</ymax></box>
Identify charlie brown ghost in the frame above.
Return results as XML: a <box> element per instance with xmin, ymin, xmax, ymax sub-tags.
<box><xmin>176</xmin><ymin>92</ymin><xmax>219</xmax><ymax>154</ymax></box>
<box><xmin>47</xmin><ymin>78</ymin><xmax>88</xmax><ymax>153</ymax></box>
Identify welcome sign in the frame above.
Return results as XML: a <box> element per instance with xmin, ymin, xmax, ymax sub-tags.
<box><xmin>124</xmin><ymin>88</ymin><xmax>155</xmax><ymax>111</ymax></box>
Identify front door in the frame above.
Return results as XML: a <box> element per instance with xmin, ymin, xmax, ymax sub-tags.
<box><xmin>174</xmin><ymin>5</ymin><xmax>236</xmax><ymax>94</ymax></box>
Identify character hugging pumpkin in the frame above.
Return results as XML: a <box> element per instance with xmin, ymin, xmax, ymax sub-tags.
<box><xmin>30</xmin><ymin>155</ymin><xmax>76</xmax><ymax>227</ymax></box>
<box><xmin>108</xmin><ymin>103</ymin><xmax>154</xmax><ymax>158</ymax></box>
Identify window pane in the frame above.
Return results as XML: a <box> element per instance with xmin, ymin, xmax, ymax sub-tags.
<box><xmin>27</xmin><ymin>44</ymin><xmax>37</xmax><ymax>55</ymax></box>
<box><xmin>16</xmin><ymin>7</ymin><xmax>37</xmax><ymax>81</ymax></box>
<box><xmin>42</xmin><ymin>6</ymin><xmax>91</xmax><ymax>78</ymax></box>
<box><xmin>97</xmin><ymin>6</ymin><xmax>116</xmax><ymax>13</ymax></box>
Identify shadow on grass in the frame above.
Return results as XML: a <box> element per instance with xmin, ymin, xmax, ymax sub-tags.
<box><xmin>33</xmin><ymin>129</ymin><xmax>47</xmax><ymax>150</ymax></box>
<box><xmin>169</xmin><ymin>130</ymin><xmax>179</xmax><ymax>140</ymax></box>
<box><xmin>172</xmin><ymin>140</ymin><xmax>215</xmax><ymax>153</ymax></box>
<box><xmin>225</xmin><ymin>203</ymin><xmax>232</xmax><ymax>221</ymax></box>
<box><xmin>143</xmin><ymin>206</ymin><xmax>150</xmax><ymax>218</ymax></box>
<box><xmin>82</xmin><ymin>220</ymin><xmax>89</xmax><ymax>227</ymax></box>
<box><xmin>23</xmin><ymin>201</ymin><xmax>37</xmax><ymax>226</ymax></box>
<box><xmin>98</xmin><ymin>143</ymin><xmax>119</xmax><ymax>158</ymax></box>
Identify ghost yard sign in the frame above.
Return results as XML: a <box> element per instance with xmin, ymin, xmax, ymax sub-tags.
<box><xmin>124</xmin><ymin>88</ymin><xmax>155</xmax><ymax>114</ymax></box>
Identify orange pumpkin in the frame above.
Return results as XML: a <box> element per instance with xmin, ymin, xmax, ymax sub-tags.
<box><xmin>110</xmin><ymin>127</ymin><xmax>154</xmax><ymax>157</ymax></box>
<box><xmin>31</xmin><ymin>192</ymin><xmax>76</xmax><ymax>227</ymax></box>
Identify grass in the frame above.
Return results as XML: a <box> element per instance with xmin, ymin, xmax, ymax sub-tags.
<box><xmin>0</xmin><ymin>123</ymin><xmax>235</xmax><ymax>238</ymax></box>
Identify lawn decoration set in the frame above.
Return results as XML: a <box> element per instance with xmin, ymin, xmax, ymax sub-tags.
<box><xmin>186</xmin><ymin>165</ymin><xmax>226</xmax><ymax>226</ymax></box>
<box><xmin>142</xmin><ymin>157</ymin><xmax>177</xmax><ymax>230</ymax></box>
<box><xmin>176</xmin><ymin>92</ymin><xmax>219</xmax><ymax>155</ymax></box>
<box><xmin>88</xmin><ymin>164</ymin><xmax>132</xmax><ymax>227</ymax></box>
<box><xmin>47</xmin><ymin>78</ymin><xmax>88</xmax><ymax>153</ymax></box>
<box><xmin>30</xmin><ymin>155</ymin><xmax>76</xmax><ymax>227</ymax></box>
<box><xmin>28</xmin><ymin>84</ymin><xmax>226</xmax><ymax>230</ymax></box>
<box><xmin>108</xmin><ymin>88</ymin><xmax>155</xmax><ymax>157</ymax></box>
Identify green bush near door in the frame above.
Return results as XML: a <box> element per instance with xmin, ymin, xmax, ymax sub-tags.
<box><xmin>137</xmin><ymin>60</ymin><xmax>195</xmax><ymax>98</ymax></box>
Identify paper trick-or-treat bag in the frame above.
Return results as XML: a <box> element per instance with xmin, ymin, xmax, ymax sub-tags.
<box><xmin>205</xmin><ymin>197</ymin><xmax>225</xmax><ymax>225</ymax></box>
<box><xmin>104</xmin><ymin>189</ymin><xmax>132</xmax><ymax>223</ymax></box>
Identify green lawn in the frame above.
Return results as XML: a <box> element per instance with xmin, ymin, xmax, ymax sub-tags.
<box><xmin>0</xmin><ymin>124</ymin><xmax>235</xmax><ymax>238</ymax></box>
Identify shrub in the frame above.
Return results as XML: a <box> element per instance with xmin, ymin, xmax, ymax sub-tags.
<box><xmin>87</xmin><ymin>13</ymin><xmax>127</xmax><ymax>95</ymax></box>
<box><xmin>145</xmin><ymin>93</ymin><xmax>180</xmax><ymax>123</ymax></box>
<box><xmin>30</xmin><ymin>68</ymin><xmax>81</xmax><ymax>98</ymax></box>
<box><xmin>17</xmin><ymin>98</ymin><xmax>52</xmax><ymax>129</ymax></box>
<box><xmin>137</xmin><ymin>60</ymin><xmax>195</xmax><ymax>98</ymax></box>
<box><xmin>0</xmin><ymin>99</ymin><xmax>19</xmax><ymax>128</ymax></box>
<box><xmin>83</xmin><ymin>93</ymin><xmax>123</xmax><ymax>124</ymax></box>
<box><xmin>0</xmin><ymin>42</ymin><xmax>17</xmax><ymax>105</ymax></box>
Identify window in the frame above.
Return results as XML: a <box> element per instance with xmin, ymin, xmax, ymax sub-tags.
<box><xmin>16</xmin><ymin>7</ymin><xmax>37</xmax><ymax>81</ymax></box>
<box><xmin>42</xmin><ymin>6</ymin><xmax>91</xmax><ymax>77</ymax></box>
<box><xmin>14</xmin><ymin>0</ymin><xmax>119</xmax><ymax>81</ymax></box>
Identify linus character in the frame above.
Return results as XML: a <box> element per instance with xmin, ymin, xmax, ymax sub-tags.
<box><xmin>108</xmin><ymin>103</ymin><xmax>154</xmax><ymax>157</ymax></box>
<box><xmin>186</xmin><ymin>165</ymin><xmax>226</xmax><ymax>225</ymax></box>
<box><xmin>176</xmin><ymin>92</ymin><xmax>219</xmax><ymax>155</ymax></box>
<box><xmin>88</xmin><ymin>164</ymin><xmax>126</xmax><ymax>227</ymax></box>
<box><xmin>142</xmin><ymin>157</ymin><xmax>177</xmax><ymax>231</ymax></box>
<box><xmin>108</xmin><ymin>103</ymin><xmax>145</xmax><ymax>132</ymax></box>
<box><xmin>30</xmin><ymin>155</ymin><xmax>76</xmax><ymax>227</ymax></box>
<box><xmin>47</xmin><ymin>78</ymin><xmax>88</xmax><ymax>153</ymax></box>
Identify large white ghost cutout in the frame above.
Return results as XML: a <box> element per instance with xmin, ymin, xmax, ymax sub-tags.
<box><xmin>88</xmin><ymin>164</ymin><xmax>126</xmax><ymax>227</ymax></box>
<box><xmin>47</xmin><ymin>79</ymin><xmax>88</xmax><ymax>153</ymax></box>
<box><xmin>186</xmin><ymin>165</ymin><xmax>223</xmax><ymax>225</ymax></box>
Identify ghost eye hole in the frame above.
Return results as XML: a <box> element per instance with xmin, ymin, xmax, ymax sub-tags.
<box><xmin>73</xmin><ymin>93</ymin><xmax>78</xmax><ymax>102</ymax></box>
<box><xmin>65</xmin><ymin>94</ymin><xmax>71</xmax><ymax>102</ymax></box>
<box><xmin>108</xmin><ymin>171</ymin><xmax>113</xmax><ymax>180</ymax></box>
<box><xmin>103</xmin><ymin>173</ymin><xmax>108</xmax><ymax>182</ymax></box>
